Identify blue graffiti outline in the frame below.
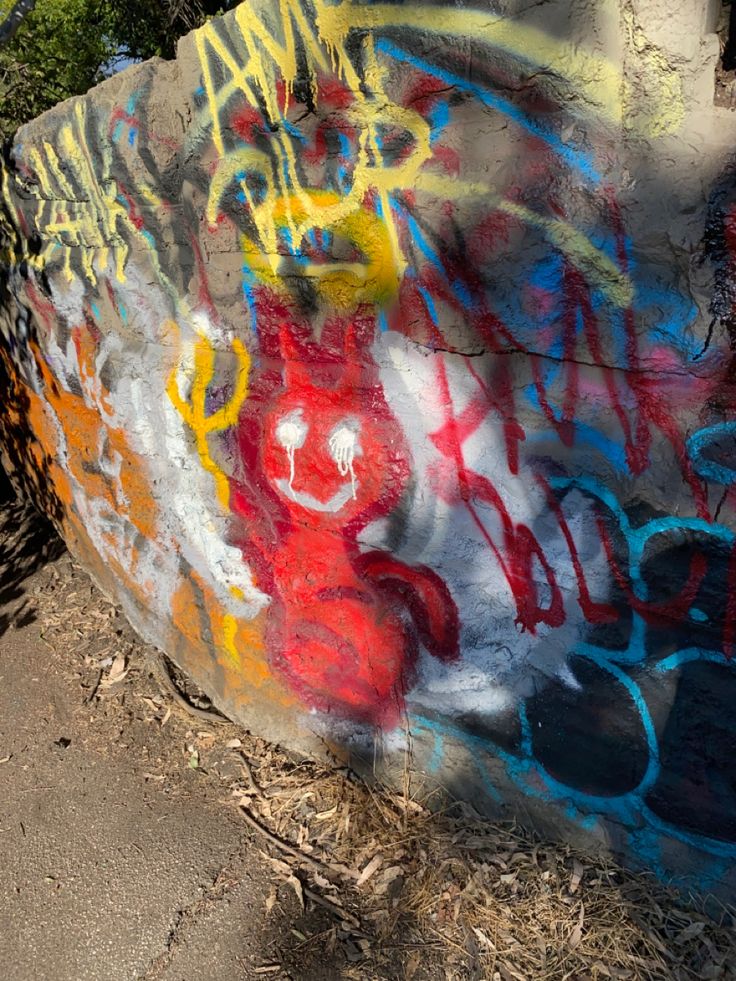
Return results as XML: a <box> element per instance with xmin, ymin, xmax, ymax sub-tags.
<box><xmin>687</xmin><ymin>423</ymin><xmax>736</xmax><ymax>486</ymax></box>
<box><xmin>374</xmin><ymin>40</ymin><xmax>602</xmax><ymax>184</ymax></box>
<box><xmin>410</xmin><ymin>475</ymin><xmax>736</xmax><ymax>884</ymax></box>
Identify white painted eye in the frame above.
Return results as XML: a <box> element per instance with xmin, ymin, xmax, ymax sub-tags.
<box><xmin>328</xmin><ymin>421</ymin><xmax>360</xmax><ymax>500</ymax></box>
<box><xmin>276</xmin><ymin>410</ymin><xmax>307</xmax><ymax>497</ymax></box>
<box><xmin>276</xmin><ymin>409</ymin><xmax>307</xmax><ymax>450</ymax></box>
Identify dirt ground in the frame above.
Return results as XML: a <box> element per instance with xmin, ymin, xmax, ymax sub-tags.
<box><xmin>1</xmin><ymin>485</ymin><xmax>735</xmax><ymax>981</ymax></box>
<box><xmin>0</xmin><ymin>490</ymin><xmax>346</xmax><ymax>981</ymax></box>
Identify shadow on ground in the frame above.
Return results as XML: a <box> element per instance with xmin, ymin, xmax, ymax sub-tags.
<box><xmin>0</xmin><ymin>465</ymin><xmax>65</xmax><ymax>638</ymax></box>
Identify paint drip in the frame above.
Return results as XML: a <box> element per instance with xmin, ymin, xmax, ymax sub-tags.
<box><xmin>329</xmin><ymin>426</ymin><xmax>357</xmax><ymax>499</ymax></box>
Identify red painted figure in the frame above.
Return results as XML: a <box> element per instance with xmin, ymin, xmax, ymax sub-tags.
<box><xmin>232</xmin><ymin>315</ymin><xmax>459</xmax><ymax>726</ymax></box>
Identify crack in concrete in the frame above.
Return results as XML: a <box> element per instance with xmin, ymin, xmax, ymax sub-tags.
<box><xmin>406</xmin><ymin>336</ymin><xmax>709</xmax><ymax>378</ymax></box>
<box><xmin>137</xmin><ymin>841</ymin><xmax>250</xmax><ymax>981</ymax></box>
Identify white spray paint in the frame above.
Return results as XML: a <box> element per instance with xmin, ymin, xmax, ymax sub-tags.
<box><xmin>328</xmin><ymin>423</ymin><xmax>359</xmax><ymax>500</ymax></box>
<box><xmin>371</xmin><ymin>330</ymin><xmax>613</xmax><ymax>721</ymax></box>
<box><xmin>275</xmin><ymin>409</ymin><xmax>308</xmax><ymax>498</ymax></box>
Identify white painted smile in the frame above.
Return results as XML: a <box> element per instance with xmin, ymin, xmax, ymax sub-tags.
<box><xmin>275</xmin><ymin>479</ymin><xmax>358</xmax><ymax>512</ymax></box>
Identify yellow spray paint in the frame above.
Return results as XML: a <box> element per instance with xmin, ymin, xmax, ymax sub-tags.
<box><xmin>165</xmin><ymin>324</ymin><xmax>252</xmax><ymax>508</ymax></box>
<box><xmin>240</xmin><ymin>189</ymin><xmax>401</xmax><ymax>308</ymax></box>
<box><xmin>192</xmin><ymin>0</ymin><xmax>666</xmax><ymax>312</ymax></box>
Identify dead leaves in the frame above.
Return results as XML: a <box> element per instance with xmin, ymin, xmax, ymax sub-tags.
<box><xmin>220</xmin><ymin>740</ymin><xmax>736</xmax><ymax>980</ymax></box>
<box><xmin>285</xmin><ymin>873</ymin><xmax>304</xmax><ymax>910</ymax></box>
<box><xmin>98</xmin><ymin>652</ymin><xmax>128</xmax><ymax>692</ymax></box>
<box><xmin>356</xmin><ymin>854</ymin><xmax>382</xmax><ymax>888</ymax></box>
<box><xmin>568</xmin><ymin>901</ymin><xmax>585</xmax><ymax>951</ymax></box>
<box><xmin>570</xmin><ymin>858</ymin><xmax>584</xmax><ymax>895</ymax></box>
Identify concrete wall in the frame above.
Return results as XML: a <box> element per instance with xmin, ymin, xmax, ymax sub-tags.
<box><xmin>2</xmin><ymin>0</ymin><xmax>736</xmax><ymax>898</ymax></box>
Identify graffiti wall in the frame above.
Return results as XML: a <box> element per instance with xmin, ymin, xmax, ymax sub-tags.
<box><xmin>1</xmin><ymin>0</ymin><xmax>735</xmax><ymax>896</ymax></box>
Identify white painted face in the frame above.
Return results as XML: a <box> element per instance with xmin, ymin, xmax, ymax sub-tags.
<box><xmin>274</xmin><ymin>411</ymin><xmax>361</xmax><ymax>510</ymax></box>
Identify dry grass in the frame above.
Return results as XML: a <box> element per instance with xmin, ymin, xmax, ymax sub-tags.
<box><xmin>226</xmin><ymin>740</ymin><xmax>735</xmax><ymax>980</ymax></box>
<box><xmin>12</xmin><ymin>497</ymin><xmax>736</xmax><ymax>981</ymax></box>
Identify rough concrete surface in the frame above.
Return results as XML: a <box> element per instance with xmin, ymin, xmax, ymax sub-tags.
<box><xmin>0</xmin><ymin>491</ymin><xmax>337</xmax><ymax>981</ymax></box>
<box><xmin>3</xmin><ymin>0</ymin><xmax>736</xmax><ymax>900</ymax></box>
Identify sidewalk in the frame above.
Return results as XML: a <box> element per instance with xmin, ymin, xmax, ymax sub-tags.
<box><xmin>0</xmin><ymin>492</ymin><xmax>337</xmax><ymax>981</ymax></box>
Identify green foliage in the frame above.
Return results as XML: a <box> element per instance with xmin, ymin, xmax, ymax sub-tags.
<box><xmin>105</xmin><ymin>0</ymin><xmax>232</xmax><ymax>61</ymax></box>
<box><xmin>0</xmin><ymin>0</ymin><xmax>112</xmax><ymax>140</ymax></box>
<box><xmin>0</xmin><ymin>0</ymin><xmax>231</xmax><ymax>142</ymax></box>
